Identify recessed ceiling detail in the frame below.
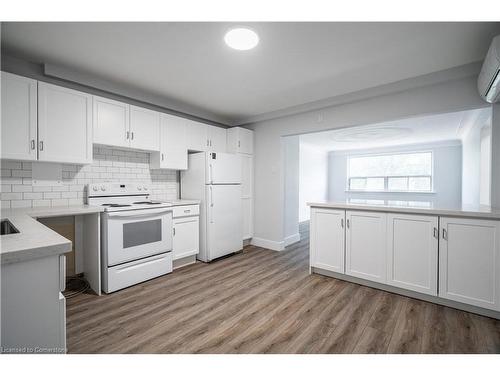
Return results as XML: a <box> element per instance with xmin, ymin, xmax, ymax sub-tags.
<box><xmin>330</xmin><ymin>126</ymin><xmax>413</xmax><ymax>143</ymax></box>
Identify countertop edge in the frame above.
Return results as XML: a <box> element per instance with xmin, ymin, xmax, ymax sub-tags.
<box><xmin>307</xmin><ymin>202</ymin><xmax>500</xmax><ymax>220</ymax></box>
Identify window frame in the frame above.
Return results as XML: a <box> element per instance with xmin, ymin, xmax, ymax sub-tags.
<box><xmin>346</xmin><ymin>150</ymin><xmax>434</xmax><ymax>193</ymax></box>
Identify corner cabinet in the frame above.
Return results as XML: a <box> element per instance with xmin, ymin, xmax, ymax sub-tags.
<box><xmin>439</xmin><ymin>217</ymin><xmax>500</xmax><ymax>311</ymax></box>
<box><xmin>1</xmin><ymin>72</ymin><xmax>38</xmax><ymax>161</ymax></box>
<box><xmin>37</xmin><ymin>82</ymin><xmax>93</xmax><ymax>164</ymax></box>
<box><xmin>310</xmin><ymin>208</ymin><xmax>345</xmax><ymax>273</ymax></box>
<box><xmin>150</xmin><ymin>114</ymin><xmax>188</xmax><ymax>170</ymax></box>
<box><xmin>345</xmin><ymin>210</ymin><xmax>387</xmax><ymax>283</ymax></box>
<box><xmin>386</xmin><ymin>213</ymin><xmax>438</xmax><ymax>296</ymax></box>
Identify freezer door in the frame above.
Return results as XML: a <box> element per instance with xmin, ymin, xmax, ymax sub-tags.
<box><xmin>205</xmin><ymin>152</ymin><xmax>241</xmax><ymax>184</ymax></box>
<box><xmin>206</xmin><ymin>185</ymin><xmax>243</xmax><ymax>260</ymax></box>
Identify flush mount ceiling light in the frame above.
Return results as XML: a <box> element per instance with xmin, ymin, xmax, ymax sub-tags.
<box><xmin>224</xmin><ymin>28</ymin><xmax>259</xmax><ymax>50</ymax></box>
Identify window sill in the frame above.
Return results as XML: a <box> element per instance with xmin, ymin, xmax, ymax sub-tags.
<box><xmin>345</xmin><ymin>190</ymin><xmax>436</xmax><ymax>194</ymax></box>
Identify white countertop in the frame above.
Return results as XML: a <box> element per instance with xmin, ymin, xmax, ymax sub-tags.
<box><xmin>1</xmin><ymin>205</ymin><xmax>104</xmax><ymax>265</ymax></box>
<box><xmin>307</xmin><ymin>200</ymin><xmax>500</xmax><ymax>220</ymax></box>
<box><xmin>166</xmin><ymin>199</ymin><xmax>201</xmax><ymax>206</ymax></box>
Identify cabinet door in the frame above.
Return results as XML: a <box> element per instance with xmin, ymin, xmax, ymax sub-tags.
<box><xmin>238</xmin><ymin>127</ymin><xmax>253</xmax><ymax>154</ymax></box>
<box><xmin>207</xmin><ymin>125</ymin><xmax>227</xmax><ymax>152</ymax></box>
<box><xmin>241</xmin><ymin>154</ymin><xmax>253</xmax><ymax>198</ymax></box>
<box><xmin>439</xmin><ymin>217</ymin><xmax>500</xmax><ymax>311</ymax></box>
<box><xmin>226</xmin><ymin>127</ymin><xmax>253</xmax><ymax>154</ymax></box>
<box><xmin>185</xmin><ymin>120</ymin><xmax>208</xmax><ymax>151</ymax></box>
<box><xmin>173</xmin><ymin>217</ymin><xmax>200</xmax><ymax>260</ymax></box>
<box><xmin>153</xmin><ymin>114</ymin><xmax>188</xmax><ymax>170</ymax></box>
<box><xmin>1</xmin><ymin>72</ymin><xmax>38</xmax><ymax>161</ymax></box>
<box><xmin>387</xmin><ymin>213</ymin><xmax>438</xmax><ymax>296</ymax></box>
<box><xmin>242</xmin><ymin>197</ymin><xmax>253</xmax><ymax>240</ymax></box>
<box><xmin>129</xmin><ymin>105</ymin><xmax>160</xmax><ymax>151</ymax></box>
<box><xmin>310</xmin><ymin>208</ymin><xmax>345</xmax><ymax>273</ymax></box>
<box><xmin>345</xmin><ymin>210</ymin><xmax>387</xmax><ymax>283</ymax></box>
<box><xmin>93</xmin><ymin>96</ymin><xmax>129</xmax><ymax>148</ymax></box>
<box><xmin>38</xmin><ymin>82</ymin><xmax>93</xmax><ymax>164</ymax></box>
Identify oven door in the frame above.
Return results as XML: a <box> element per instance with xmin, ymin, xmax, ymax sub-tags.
<box><xmin>104</xmin><ymin>208</ymin><xmax>173</xmax><ymax>267</ymax></box>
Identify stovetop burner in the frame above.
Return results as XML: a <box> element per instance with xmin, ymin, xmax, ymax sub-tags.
<box><xmin>133</xmin><ymin>201</ymin><xmax>162</xmax><ymax>205</ymax></box>
<box><xmin>101</xmin><ymin>204</ymin><xmax>132</xmax><ymax>207</ymax></box>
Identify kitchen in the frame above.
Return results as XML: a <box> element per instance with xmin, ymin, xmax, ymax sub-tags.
<box><xmin>1</xmin><ymin>10</ymin><xmax>500</xmax><ymax>373</ymax></box>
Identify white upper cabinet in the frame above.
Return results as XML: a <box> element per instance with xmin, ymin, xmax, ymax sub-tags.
<box><xmin>207</xmin><ymin>125</ymin><xmax>227</xmax><ymax>152</ymax></box>
<box><xmin>185</xmin><ymin>119</ymin><xmax>208</xmax><ymax>152</ymax></box>
<box><xmin>386</xmin><ymin>213</ymin><xmax>438</xmax><ymax>296</ymax></box>
<box><xmin>151</xmin><ymin>114</ymin><xmax>188</xmax><ymax>170</ymax></box>
<box><xmin>227</xmin><ymin>127</ymin><xmax>253</xmax><ymax>154</ymax></box>
<box><xmin>37</xmin><ymin>82</ymin><xmax>93</xmax><ymax>164</ymax></box>
<box><xmin>439</xmin><ymin>217</ymin><xmax>500</xmax><ymax>311</ymax></box>
<box><xmin>93</xmin><ymin>96</ymin><xmax>129</xmax><ymax>148</ymax></box>
<box><xmin>185</xmin><ymin>120</ymin><xmax>227</xmax><ymax>152</ymax></box>
<box><xmin>129</xmin><ymin>105</ymin><xmax>160</xmax><ymax>151</ymax></box>
<box><xmin>310</xmin><ymin>208</ymin><xmax>345</xmax><ymax>274</ymax></box>
<box><xmin>345</xmin><ymin>210</ymin><xmax>387</xmax><ymax>283</ymax></box>
<box><xmin>1</xmin><ymin>72</ymin><xmax>38</xmax><ymax>161</ymax></box>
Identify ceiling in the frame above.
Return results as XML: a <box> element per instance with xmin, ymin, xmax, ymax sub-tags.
<box><xmin>2</xmin><ymin>22</ymin><xmax>500</xmax><ymax>125</ymax></box>
<box><xmin>299</xmin><ymin>108</ymin><xmax>491</xmax><ymax>152</ymax></box>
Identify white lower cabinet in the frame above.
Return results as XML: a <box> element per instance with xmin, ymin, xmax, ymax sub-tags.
<box><xmin>172</xmin><ymin>205</ymin><xmax>200</xmax><ymax>260</ymax></box>
<box><xmin>386</xmin><ymin>213</ymin><xmax>438</xmax><ymax>296</ymax></box>
<box><xmin>310</xmin><ymin>208</ymin><xmax>345</xmax><ymax>273</ymax></box>
<box><xmin>439</xmin><ymin>217</ymin><xmax>500</xmax><ymax>311</ymax></box>
<box><xmin>345</xmin><ymin>210</ymin><xmax>387</xmax><ymax>283</ymax></box>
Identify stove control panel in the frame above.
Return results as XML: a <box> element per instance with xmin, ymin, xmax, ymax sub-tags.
<box><xmin>87</xmin><ymin>183</ymin><xmax>151</xmax><ymax>197</ymax></box>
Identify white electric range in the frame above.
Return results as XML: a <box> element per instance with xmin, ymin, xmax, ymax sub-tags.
<box><xmin>87</xmin><ymin>183</ymin><xmax>173</xmax><ymax>293</ymax></box>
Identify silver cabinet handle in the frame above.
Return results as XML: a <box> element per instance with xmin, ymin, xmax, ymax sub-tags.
<box><xmin>206</xmin><ymin>139</ymin><xmax>209</xmax><ymax>147</ymax></box>
<box><xmin>161</xmin><ymin>153</ymin><xmax>164</xmax><ymax>161</ymax></box>
<box><xmin>31</xmin><ymin>139</ymin><xmax>36</xmax><ymax>150</ymax></box>
<box><xmin>131</xmin><ymin>132</ymin><xmax>134</xmax><ymax>140</ymax></box>
<box><xmin>433</xmin><ymin>227</ymin><xmax>438</xmax><ymax>239</ymax></box>
<box><xmin>173</xmin><ymin>227</ymin><xmax>176</xmax><ymax>236</ymax></box>
<box><xmin>442</xmin><ymin>228</ymin><xmax>447</xmax><ymax>240</ymax></box>
<box><xmin>39</xmin><ymin>141</ymin><xmax>44</xmax><ymax>151</ymax></box>
<box><xmin>341</xmin><ymin>218</ymin><xmax>344</xmax><ymax>228</ymax></box>
<box><xmin>209</xmin><ymin>139</ymin><xmax>212</xmax><ymax>147</ymax></box>
<box><xmin>346</xmin><ymin>219</ymin><xmax>350</xmax><ymax>229</ymax></box>
<box><xmin>126</xmin><ymin>131</ymin><xmax>130</xmax><ymax>140</ymax></box>
<box><xmin>238</xmin><ymin>140</ymin><xmax>241</xmax><ymax>148</ymax></box>
<box><xmin>184</xmin><ymin>209</ymin><xmax>191</xmax><ymax>213</ymax></box>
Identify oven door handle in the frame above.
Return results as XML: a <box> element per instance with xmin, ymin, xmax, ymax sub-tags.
<box><xmin>106</xmin><ymin>208</ymin><xmax>172</xmax><ymax>218</ymax></box>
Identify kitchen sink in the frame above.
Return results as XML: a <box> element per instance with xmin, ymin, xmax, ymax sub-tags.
<box><xmin>0</xmin><ymin>219</ymin><xmax>20</xmax><ymax>235</ymax></box>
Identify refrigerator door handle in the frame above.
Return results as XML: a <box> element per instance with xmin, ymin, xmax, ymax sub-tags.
<box><xmin>210</xmin><ymin>186</ymin><xmax>214</xmax><ymax>223</ymax></box>
<box><xmin>209</xmin><ymin>163</ymin><xmax>213</xmax><ymax>184</ymax></box>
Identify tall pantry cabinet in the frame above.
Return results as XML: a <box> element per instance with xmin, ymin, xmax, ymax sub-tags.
<box><xmin>227</xmin><ymin>127</ymin><xmax>254</xmax><ymax>240</ymax></box>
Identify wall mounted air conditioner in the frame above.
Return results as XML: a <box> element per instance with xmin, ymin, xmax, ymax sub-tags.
<box><xmin>478</xmin><ymin>35</ymin><xmax>500</xmax><ymax>103</ymax></box>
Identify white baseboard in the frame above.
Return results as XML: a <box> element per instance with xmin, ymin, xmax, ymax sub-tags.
<box><xmin>284</xmin><ymin>233</ymin><xmax>300</xmax><ymax>247</ymax></box>
<box><xmin>250</xmin><ymin>233</ymin><xmax>301</xmax><ymax>251</ymax></box>
<box><xmin>250</xmin><ymin>237</ymin><xmax>285</xmax><ymax>251</ymax></box>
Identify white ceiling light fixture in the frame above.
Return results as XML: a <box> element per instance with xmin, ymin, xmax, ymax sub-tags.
<box><xmin>224</xmin><ymin>28</ymin><xmax>259</xmax><ymax>51</ymax></box>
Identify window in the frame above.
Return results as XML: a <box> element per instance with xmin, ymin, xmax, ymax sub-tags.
<box><xmin>347</xmin><ymin>152</ymin><xmax>432</xmax><ymax>192</ymax></box>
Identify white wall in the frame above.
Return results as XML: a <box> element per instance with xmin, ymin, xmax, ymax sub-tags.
<box><xmin>283</xmin><ymin>136</ymin><xmax>300</xmax><ymax>243</ymax></box>
<box><xmin>327</xmin><ymin>141</ymin><xmax>462</xmax><ymax>207</ymax></box>
<box><xmin>462</xmin><ymin>111</ymin><xmax>492</xmax><ymax>206</ymax></box>
<box><xmin>247</xmin><ymin>71</ymin><xmax>489</xmax><ymax>247</ymax></box>
<box><xmin>491</xmin><ymin>104</ymin><xmax>500</xmax><ymax>208</ymax></box>
<box><xmin>299</xmin><ymin>143</ymin><xmax>328</xmax><ymax>222</ymax></box>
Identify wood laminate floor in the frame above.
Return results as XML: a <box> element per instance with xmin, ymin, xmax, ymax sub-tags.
<box><xmin>66</xmin><ymin>222</ymin><xmax>500</xmax><ymax>353</ymax></box>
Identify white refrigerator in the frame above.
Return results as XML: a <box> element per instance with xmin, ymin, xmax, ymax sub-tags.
<box><xmin>181</xmin><ymin>152</ymin><xmax>243</xmax><ymax>262</ymax></box>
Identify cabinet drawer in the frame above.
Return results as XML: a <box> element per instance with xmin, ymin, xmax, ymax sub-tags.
<box><xmin>172</xmin><ymin>205</ymin><xmax>199</xmax><ymax>218</ymax></box>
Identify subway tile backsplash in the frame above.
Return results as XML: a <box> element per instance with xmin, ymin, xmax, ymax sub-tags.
<box><xmin>0</xmin><ymin>145</ymin><xmax>179</xmax><ymax>209</ymax></box>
